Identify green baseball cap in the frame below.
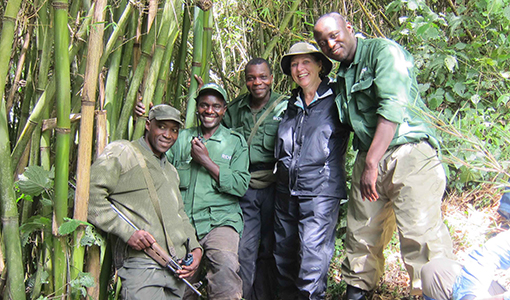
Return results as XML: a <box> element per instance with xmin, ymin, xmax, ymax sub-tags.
<box><xmin>148</xmin><ymin>104</ymin><xmax>183</xmax><ymax>126</ymax></box>
<box><xmin>196</xmin><ymin>83</ymin><xmax>228</xmax><ymax>103</ymax></box>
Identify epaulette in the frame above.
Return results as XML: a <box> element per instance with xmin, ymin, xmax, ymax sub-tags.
<box><xmin>228</xmin><ymin>93</ymin><xmax>250</xmax><ymax>108</ymax></box>
<box><xmin>229</xmin><ymin>129</ymin><xmax>248</xmax><ymax>147</ymax></box>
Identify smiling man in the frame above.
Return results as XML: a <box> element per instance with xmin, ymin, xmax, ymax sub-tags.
<box><xmin>167</xmin><ymin>83</ymin><xmax>250</xmax><ymax>300</ymax></box>
<box><xmin>223</xmin><ymin>58</ymin><xmax>288</xmax><ymax>300</ymax></box>
<box><xmin>88</xmin><ymin>104</ymin><xmax>202</xmax><ymax>299</ymax></box>
<box><xmin>314</xmin><ymin>12</ymin><xmax>454</xmax><ymax>300</ymax></box>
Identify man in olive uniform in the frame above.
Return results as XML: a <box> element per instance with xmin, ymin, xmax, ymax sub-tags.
<box><xmin>314</xmin><ymin>12</ymin><xmax>453</xmax><ymax>300</ymax></box>
<box><xmin>223</xmin><ymin>58</ymin><xmax>287</xmax><ymax>300</ymax></box>
<box><xmin>167</xmin><ymin>83</ymin><xmax>250</xmax><ymax>300</ymax></box>
<box><xmin>89</xmin><ymin>104</ymin><xmax>202</xmax><ymax>299</ymax></box>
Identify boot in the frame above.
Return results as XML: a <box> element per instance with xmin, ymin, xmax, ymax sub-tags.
<box><xmin>344</xmin><ymin>285</ymin><xmax>370</xmax><ymax>300</ymax></box>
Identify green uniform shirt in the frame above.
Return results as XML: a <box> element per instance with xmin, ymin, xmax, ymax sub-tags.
<box><xmin>223</xmin><ymin>91</ymin><xmax>288</xmax><ymax>165</ymax></box>
<box><xmin>88</xmin><ymin>138</ymin><xmax>201</xmax><ymax>264</ymax></box>
<box><xmin>333</xmin><ymin>37</ymin><xmax>439</xmax><ymax>152</ymax></box>
<box><xmin>166</xmin><ymin>124</ymin><xmax>250</xmax><ymax>240</ymax></box>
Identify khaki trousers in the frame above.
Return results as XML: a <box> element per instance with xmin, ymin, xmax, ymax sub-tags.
<box><xmin>184</xmin><ymin>226</ymin><xmax>242</xmax><ymax>300</ymax></box>
<box><xmin>342</xmin><ymin>141</ymin><xmax>453</xmax><ymax>293</ymax></box>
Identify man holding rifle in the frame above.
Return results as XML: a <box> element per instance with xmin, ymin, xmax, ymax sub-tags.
<box><xmin>89</xmin><ymin>104</ymin><xmax>202</xmax><ymax>299</ymax></box>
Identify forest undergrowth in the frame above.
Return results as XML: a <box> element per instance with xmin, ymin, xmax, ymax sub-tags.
<box><xmin>326</xmin><ymin>184</ymin><xmax>510</xmax><ymax>299</ymax></box>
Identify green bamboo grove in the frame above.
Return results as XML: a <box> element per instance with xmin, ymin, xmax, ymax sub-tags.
<box><xmin>1</xmin><ymin>0</ymin><xmax>509</xmax><ymax>298</ymax></box>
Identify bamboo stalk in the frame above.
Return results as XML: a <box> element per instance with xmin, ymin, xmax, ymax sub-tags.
<box><xmin>132</xmin><ymin>0</ymin><xmax>182</xmax><ymax>139</ymax></box>
<box><xmin>72</xmin><ymin>0</ymin><xmax>107</xmax><ymax>292</ymax></box>
<box><xmin>113</xmin><ymin>23</ymin><xmax>157</xmax><ymax>141</ymax></box>
<box><xmin>153</xmin><ymin>29</ymin><xmax>179</xmax><ymax>106</ymax></box>
<box><xmin>0</xmin><ymin>0</ymin><xmax>29</xmax><ymax>296</ymax></box>
<box><xmin>185</xmin><ymin>6</ymin><xmax>204</xmax><ymax>128</ymax></box>
<box><xmin>104</xmin><ymin>37</ymin><xmax>124</xmax><ymax>138</ymax></box>
<box><xmin>201</xmin><ymin>8</ymin><xmax>213</xmax><ymax>82</ymax></box>
<box><xmin>261</xmin><ymin>0</ymin><xmax>302</xmax><ymax>59</ymax></box>
<box><xmin>356</xmin><ymin>0</ymin><xmax>385</xmax><ymax>38</ymax></box>
<box><xmin>98</xmin><ymin>2</ymin><xmax>134</xmax><ymax>70</ymax></box>
<box><xmin>7</xmin><ymin>26</ymin><xmax>33</xmax><ymax>115</ymax></box>
<box><xmin>52</xmin><ymin>0</ymin><xmax>72</xmax><ymax>296</ymax></box>
<box><xmin>173</xmin><ymin>5</ymin><xmax>192</xmax><ymax>107</ymax></box>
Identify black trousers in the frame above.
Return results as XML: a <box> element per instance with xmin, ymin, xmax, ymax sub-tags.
<box><xmin>238</xmin><ymin>184</ymin><xmax>278</xmax><ymax>300</ymax></box>
<box><xmin>274</xmin><ymin>192</ymin><xmax>341</xmax><ymax>300</ymax></box>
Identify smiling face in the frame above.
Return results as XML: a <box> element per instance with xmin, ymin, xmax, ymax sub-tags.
<box><xmin>144</xmin><ymin>119</ymin><xmax>180</xmax><ymax>157</ymax></box>
<box><xmin>196</xmin><ymin>92</ymin><xmax>227</xmax><ymax>131</ymax></box>
<box><xmin>314</xmin><ymin>14</ymin><xmax>357</xmax><ymax>65</ymax></box>
<box><xmin>290</xmin><ymin>54</ymin><xmax>322</xmax><ymax>90</ymax></box>
<box><xmin>245</xmin><ymin>63</ymin><xmax>273</xmax><ymax>103</ymax></box>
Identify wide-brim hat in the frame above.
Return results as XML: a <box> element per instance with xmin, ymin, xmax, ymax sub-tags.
<box><xmin>148</xmin><ymin>104</ymin><xmax>183</xmax><ymax>126</ymax></box>
<box><xmin>196</xmin><ymin>83</ymin><xmax>228</xmax><ymax>103</ymax></box>
<box><xmin>280</xmin><ymin>42</ymin><xmax>333</xmax><ymax>76</ymax></box>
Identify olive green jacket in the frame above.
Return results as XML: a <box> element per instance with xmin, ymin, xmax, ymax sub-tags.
<box><xmin>223</xmin><ymin>91</ymin><xmax>288</xmax><ymax>165</ymax></box>
<box><xmin>333</xmin><ymin>37</ymin><xmax>439</xmax><ymax>152</ymax></box>
<box><xmin>166</xmin><ymin>125</ymin><xmax>250</xmax><ymax>239</ymax></box>
<box><xmin>88</xmin><ymin>138</ymin><xmax>200</xmax><ymax>267</ymax></box>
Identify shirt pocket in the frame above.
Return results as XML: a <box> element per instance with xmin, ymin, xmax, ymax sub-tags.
<box><xmin>176</xmin><ymin>163</ymin><xmax>191</xmax><ymax>190</ymax></box>
<box><xmin>351</xmin><ymin>73</ymin><xmax>377</xmax><ymax>113</ymax></box>
<box><xmin>263</xmin><ymin>122</ymin><xmax>279</xmax><ymax>151</ymax></box>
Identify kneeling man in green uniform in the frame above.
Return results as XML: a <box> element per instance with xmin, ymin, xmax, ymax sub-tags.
<box><xmin>89</xmin><ymin>104</ymin><xmax>202</xmax><ymax>299</ymax></box>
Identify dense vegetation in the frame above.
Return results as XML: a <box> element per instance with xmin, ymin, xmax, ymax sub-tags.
<box><xmin>0</xmin><ymin>0</ymin><xmax>509</xmax><ymax>299</ymax></box>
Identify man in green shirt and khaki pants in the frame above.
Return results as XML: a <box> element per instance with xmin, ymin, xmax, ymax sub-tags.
<box><xmin>314</xmin><ymin>12</ymin><xmax>454</xmax><ymax>300</ymax></box>
<box><xmin>167</xmin><ymin>83</ymin><xmax>251</xmax><ymax>300</ymax></box>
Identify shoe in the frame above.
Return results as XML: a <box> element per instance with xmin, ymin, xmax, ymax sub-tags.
<box><xmin>344</xmin><ymin>285</ymin><xmax>370</xmax><ymax>300</ymax></box>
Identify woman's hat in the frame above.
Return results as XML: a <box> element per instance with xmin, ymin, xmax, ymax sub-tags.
<box><xmin>280</xmin><ymin>42</ymin><xmax>333</xmax><ymax>76</ymax></box>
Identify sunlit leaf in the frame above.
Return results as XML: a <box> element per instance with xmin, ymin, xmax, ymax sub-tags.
<box><xmin>17</xmin><ymin>166</ymin><xmax>54</xmax><ymax>196</ymax></box>
<box><xmin>453</xmin><ymin>82</ymin><xmax>466</xmax><ymax>97</ymax></box>
<box><xmin>444</xmin><ymin>55</ymin><xmax>457</xmax><ymax>72</ymax></box>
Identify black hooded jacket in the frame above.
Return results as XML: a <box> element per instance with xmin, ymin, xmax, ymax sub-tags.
<box><xmin>275</xmin><ymin>78</ymin><xmax>350</xmax><ymax>198</ymax></box>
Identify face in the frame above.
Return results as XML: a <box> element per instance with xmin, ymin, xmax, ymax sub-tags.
<box><xmin>245</xmin><ymin>63</ymin><xmax>273</xmax><ymax>102</ymax></box>
<box><xmin>314</xmin><ymin>16</ymin><xmax>356</xmax><ymax>64</ymax></box>
<box><xmin>290</xmin><ymin>54</ymin><xmax>322</xmax><ymax>89</ymax></box>
<box><xmin>196</xmin><ymin>93</ymin><xmax>227</xmax><ymax>130</ymax></box>
<box><xmin>144</xmin><ymin>119</ymin><xmax>180</xmax><ymax>157</ymax></box>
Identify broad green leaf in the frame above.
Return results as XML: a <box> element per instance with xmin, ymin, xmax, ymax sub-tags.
<box><xmin>453</xmin><ymin>82</ymin><xmax>466</xmax><ymax>96</ymax></box>
<box><xmin>20</xmin><ymin>216</ymin><xmax>51</xmax><ymax>246</ymax></box>
<box><xmin>444</xmin><ymin>55</ymin><xmax>457</xmax><ymax>73</ymax></box>
<box><xmin>445</xmin><ymin>92</ymin><xmax>456</xmax><ymax>103</ymax></box>
<box><xmin>454</xmin><ymin>42</ymin><xmax>466</xmax><ymax>50</ymax></box>
<box><xmin>498</xmin><ymin>94</ymin><xmax>510</xmax><ymax>105</ymax></box>
<box><xmin>17</xmin><ymin>166</ymin><xmax>54</xmax><ymax>196</ymax></box>
<box><xmin>504</xmin><ymin>6</ymin><xmax>510</xmax><ymax>21</ymax></box>
<box><xmin>58</xmin><ymin>218</ymin><xmax>92</xmax><ymax>235</ymax></box>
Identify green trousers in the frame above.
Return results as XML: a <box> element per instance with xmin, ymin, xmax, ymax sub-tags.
<box><xmin>118</xmin><ymin>257</ymin><xmax>184</xmax><ymax>300</ymax></box>
<box><xmin>342</xmin><ymin>141</ymin><xmax>453</xmax><ymax>294</ymax></box>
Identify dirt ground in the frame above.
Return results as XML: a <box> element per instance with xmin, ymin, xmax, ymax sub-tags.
<box><xmin>327</xmin><ymin>184</ymin><xmax>510</xmax><ymax>299</ymax></box>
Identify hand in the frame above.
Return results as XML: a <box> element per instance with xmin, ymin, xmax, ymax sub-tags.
<box><xmin>194</xmin><ymin>74</ymin><xmax>204</xmax><ymax>90</ymax></box>
<box><xmin>176</xmin><ymin>248</ymin><xmax>202</xmax><ymax>278</ymax></box>
<box><xmin>133</xmin><ymin>98</ymin><xmax>153</xmax><ymax>118</ymax></box>
<box><xmin>360</xmin><ymin>164</ymin><xmax>379</xmax><ymax>202</ymax></box>
<box><xmin>127</xmin><ymin>230</ymin><xmax>156</xmax><ymax>251</ymax></box>
<box><xmin>190</xmin><ymin>138</ymin><xmax>211</xmax><ymax>166</ymax></box>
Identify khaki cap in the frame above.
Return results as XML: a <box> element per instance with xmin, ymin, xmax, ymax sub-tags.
<box><xmin>148</xmin><ymin>104</ymin><xmax>183</xmax><ymax>126</ymax></box>
<box><xmin>280</xmin><ymin>42</ymin><xmax>333</xmax><ymax>76</ymax></box>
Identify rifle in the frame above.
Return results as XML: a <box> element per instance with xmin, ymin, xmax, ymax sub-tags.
<box><xmin>110</xmin><ymin>203</ymin><xmax>202</xmax><ymax>296</ymax></box>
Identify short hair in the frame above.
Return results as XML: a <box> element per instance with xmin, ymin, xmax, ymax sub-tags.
<box><xmin>316</xmin><ymin>12</ymin><xmax>347</xmax><ymax>26</ymax></box>
<box><xmin>244</xmin><ymin>58</ymin><xmax>272</xmax><ymax>77</ymax></box>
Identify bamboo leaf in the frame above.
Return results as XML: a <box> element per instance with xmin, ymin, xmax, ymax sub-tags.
<box><xmin>17</xmin><ymin>166</ymin><xmax>54</xmax><ymax>196</ymax></box>
<box><xmin>20</xmin><ymin>216</ymin><xmax>51</xmax><ymax>246</ymax></box>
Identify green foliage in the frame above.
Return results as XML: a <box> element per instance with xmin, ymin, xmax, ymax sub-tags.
<box><xmin>58</xmin><ymin>217</ymin><xmax>93</xmax><ymax>236</ymax></box>
<box><xmin>69</xmin><ymin>272</ymin><xmax>95</xmax><ymax>298</ymax></box>
<box><xmin>16</xmin><ymin>165</ymin><xmax>54</xmax><ymax>197</ymax></box>
<box><xmin>385</xmin><ymin>0</ymin><xmax>510</xmax><ymax>191</ymax></box>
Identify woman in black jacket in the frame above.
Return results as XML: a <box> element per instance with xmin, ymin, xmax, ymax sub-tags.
<box><xmin>274</xmin><ymin>42</ymin><xmax>350</xmax><ymax>300</ymax></box>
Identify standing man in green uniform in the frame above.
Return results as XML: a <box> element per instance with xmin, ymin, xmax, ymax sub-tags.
<box><xmin>223</xmin><ymin>58</ymin><xmax>287</xmax><ymax>300</ymax></box>
<box><xmin>167</xmin><ymin>83</ymin><xmax>250</xmax><ymax>300</ymax></box>
<box><xmin>314</xmin><ymin>12</ymin><xmax>453</xmax><ymax>300</ymax></box>
<box><xmin>88</xmin><ymin>104</ymin><xmax>202</xmax><ymax>299</ymax></box>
